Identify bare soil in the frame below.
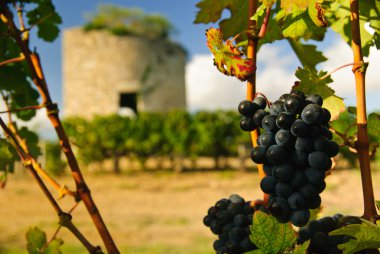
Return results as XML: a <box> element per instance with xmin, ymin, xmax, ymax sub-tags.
<box><xmin>0</xmin><ymin>169</ymin><xmax>379</xmax><ymax>253</ymax></box>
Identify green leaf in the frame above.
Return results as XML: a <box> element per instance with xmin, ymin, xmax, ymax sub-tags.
<box><xmin>0</xmin><ymin>138</ymin><xmax>17</xmax><ymax>172</ymax></box>
<box><xmin>376</xmin><ymin>200</ymin><xmax>380</xmax><ymax>212</ymax></box>
<box><xmin>330</xmin><ymin>219</ymin><xmax>380</xmax><ymax>254</ymax></box>
<box><xmin>206</xmin><ymin>28</ymin><xmax>255</xmax><ymax>81</ymax></box>
<box><xmin>368</xmin><ymin>113</ymin><xmax>380</xmax><ymax>141</ymax></box>
<box><xmin>276</xmin><ymin>9</ymin><xmax>326</xmax><ymax>40</ymax></box>
<box><xmin>281</xmin><ymin>0</ymin><xmax>312</xmax><ymax>14</ymax></box>
<box><xmin>195</xmin><ymin>0</ymin><xmax>248</xmax><ymax>40</ymax></box>
<box><xmin>26</xmin><ymin>0</ymin><xmax>62</xmax><ymax>42</ymax></box>
<box><xmin>293</xmin><ymin>67</ymin><xmax>345</xmax><ymax>120</ymax></box>
<box><xmin>250</xmin><ymin>211</ymin><xmax>297</xmax><ymax>254</ymax></box>
<box><xmin>26</xmin><ymin>227</ymin><xmax>62</xmax><ymax>254</ymax></box>
<box><xmin>26</xmin><ymin>227</ymin><xmax>47</xmax><ymax>254</ymax></box>
<box><xmin>292</xmin><ymin>240</ymin><xmax>310</xmax><ymax>254</ymax></box>
<box><xmin>288</xmin><ymin>39</ymin><xmax>327</xmax><ymax>69</ymax></box>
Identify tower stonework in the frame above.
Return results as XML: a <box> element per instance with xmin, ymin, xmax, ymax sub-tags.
<box><xmin>63</xmin><ymin>27</ymin><xmax>187</xmax><ymax>118</ymax></box>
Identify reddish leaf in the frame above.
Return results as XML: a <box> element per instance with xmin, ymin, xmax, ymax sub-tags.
<box><xmin>206</xmin><ymin>28</ymin><xmax>255</xmax><ymax>81</ymax></box>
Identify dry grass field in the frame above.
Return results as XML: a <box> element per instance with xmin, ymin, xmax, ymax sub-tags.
<box><xmin>1</xmin><ymin>168</ymin><xmax>380</xmax><ymax>254</ymax></box>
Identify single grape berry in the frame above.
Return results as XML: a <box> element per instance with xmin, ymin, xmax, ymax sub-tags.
<box><xmin>253</xmin><ymin>96</ymin><xmax>267</xmax><ymax>110</ymax></box>
<box><xmin>270</xmin><ymin>100</ymin><xmax>285</xmax><ymax>115</ymax></box>
<box><xmin>304</xmin><ymin>167</ymin><xmax>325</xmax><ymax>185</ymax></box>
<box><xmin>301</xmin><ymin>104</ymin><xmax>324</xmax><ymax>125</ymax></box>
<box><xmin>288</xmin><ymin>192</ymin><xmax>306</xmax><ymax>210</ymax></box>
<box><xmin>275</xmin><ymin>182</ymin><xmax>294</xmax><ymax>198</ymax></box>
<box><xmin>266</xmin><ymin>145</ymin><xmax>288</xmax><ymax>164</ymax></box>
<box><xmin>276</xmin><ymin>112</ymin><xmax>295</xmax><ymax>130</ymax></box>
<box><xmin>305</xmin><ymin>94</ymin><xmax>323</xmax><ymax>106</ymax></box>
<box><xmin>272</xmin><ymin>163</ymin><xmax>295</xmax><ymax>182</ymax></box>
<box><xmin>262</xmin><ymin>115</ymin><xmax>278</xmax><ymax>132</ymax></box>
<box><xmin>253</xmin><ymin>109</ymin><xmax>268</xmax><ymax>127</ymax></box>
<box><xmin>290</xmin><ymin>170</ymin><xmax>307</xmax><ymax>188</ymax></box>
<box><xmin>250</xmin><ymin>146</ymin><xmax>267</xmax><ymax>164</ymax></box>
<box><xmin>290</xmin><ymin>209</ymin><xmax>310</xmax><ymax>227</ymax></box>
<box><xmin>308</xmin><ymin>151</ymin><xmax>331</xmax><ymax>171</ymax></box>
<box><xmin>240</xmin><ymin>117</ymin><xmax>257</xmax><ymax>132</ymax></box>
<box><xmin>260</xmin><ymin>176</ymin><xmax>277</xmax><ymax>194</ymax></box>
<box><xmin>258</xmin><ymin>132</ymin><xmax>276</xmax><ymax>147</ymax></box>
<box><xmin>291</xmin><ymin>119</ymin><xmax>310</xmax><ymax>137</ymax></box>
<box><xmin>238</xmin><ymin>100</ymin><xmax>258</xmax><ymax>117</ymax></box>
<box><xmin>284</xmin><ymin>94</ymin><xmax>303</xmax><ymax>114</ymax></box>
<box><xmin>275</xmin><ymin>129</ymin><xmax>294</xmax><ymax>147</ymax></box>
<box><xmin>290</xmin><ymin>89</ymin><xmax>306</xmax><ymax>100</ymax></box>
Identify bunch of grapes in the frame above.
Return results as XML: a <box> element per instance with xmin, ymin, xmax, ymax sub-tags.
<box><xmin>297</xmin><ymin>215</ymin><xmax>365</xmax><ymax>254</ymax></box>
<box><xmin>239</xmin><ymin>90</ymin><xmax>339</xmax><ymax>227</ymax></box>
<box><xmin>203</xmin><ymin>194</ymin><xmax>266</xmax><ymax>254</ymax></box>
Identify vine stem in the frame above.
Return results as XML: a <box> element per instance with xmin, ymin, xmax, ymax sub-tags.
<box><xmin>0</xmin><ymin>2</ymin><xmax>120</xmax><ymax>253</ymax></box>
<box><xmin>247</xmin><ymin>0</ymin><xmax>269</xmax><ymax>204</ymax></box>
<box><xmin>349</xmin><ymin>0</ymin><xmax>378</xmax><ymax>221</ymax></box>
<box><xmin>319</xmin><ymin>62</ymin><xmax>364</xmax><ymax>80</ymax></box>
<box><xmin>0</xmin><ymin>54</ymin><xmax>24</xmax><ymax>67</ymax></box>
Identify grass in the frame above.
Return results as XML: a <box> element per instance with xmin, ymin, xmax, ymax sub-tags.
<box><xmin>0</xmin><ymin>169</ymin><xmax>379</xmax><ymax>253</ymax></box>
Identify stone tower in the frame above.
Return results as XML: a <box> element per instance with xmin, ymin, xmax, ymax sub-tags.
<box><xmin>63</xmin><ymin>28</ymin><xmax>187</xmax><ymax>117</ymax></box>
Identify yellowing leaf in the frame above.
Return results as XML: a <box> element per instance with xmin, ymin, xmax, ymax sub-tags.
<box><xmin>249</xmin><ymin>211</ymin><xmax>297</xmax><ymax>254</ymax></box>
<box><xmin>308</xmin><ymin>0</ymin><xmax>327</xmax><ymax>27</ymax></box>
<box><xmin>281</xmin><ymin>0</ymin><xmax>311</xmax><ymax>14</ymax></box>
<box><xmin>206</xmin><ymin>28</ymin><xmax>255</xmax><ymax>81</ymax></box>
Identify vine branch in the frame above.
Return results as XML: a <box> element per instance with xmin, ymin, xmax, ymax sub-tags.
<box><xmin>349</xmin><ymin>0</ymin><xmax>378</xmax><ymax>221</ymax></box>
<box><xmin>0</xmin><ymin>54</ymin><xmax>25</xmax><ymax>67</ymax></box>
<box><xmin>0</xmin><ymin>2</ymin><xmax>120</xmax><ymax>252</ymax></box>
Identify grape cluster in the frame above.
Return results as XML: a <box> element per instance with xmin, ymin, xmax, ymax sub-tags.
<box><xmin>246</xmin><ymin>90</ymin><xmax>339</xmax><ymax>227</ymax></box>
<box><xmin>297</xmin><ymin>215</ymin><xmax>364</xmax><ymax>254</ymax></box>
<box><xmin>203</xmin><ymin>194</ymin><xmax>266</xmax><ymax>254</ymax></box>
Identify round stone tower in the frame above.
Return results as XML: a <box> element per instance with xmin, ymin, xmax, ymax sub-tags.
<box><xmin>63</xmin><ymin>27</ymin><xmax>187</xmax><ymax>118</ymax></box>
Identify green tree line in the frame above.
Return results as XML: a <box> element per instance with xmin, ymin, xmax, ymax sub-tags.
<box><xmin>59</xmin><ymin>109</ymin><xmax>378</xmax><ymax>174</ymax></box>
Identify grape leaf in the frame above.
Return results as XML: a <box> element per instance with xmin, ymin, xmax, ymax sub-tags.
<box><xmin>0</xmin><ymin>138</ymin><xmax>17</xmax><ymax>172</ymax></box>
<box><xmin>307</xmin><ymin>0</ymin><xmax>328</xmax><ymax>27</ymax></box>
<box><xmin>293</xmin><ymin>67</ymin><xmax>345</xmax><ymax>120</ymax></box>
<box><xmin>287</xmin><ymin>39</ymin><xmax>327</xmax><ymax>69</ymax></box>
<box><xmin>26</xmin><ymin>0</ymin><xmax>62</xmax><ymax>42</ymax></box>
<box><xmin>325</xmin><ymin>0</ymin><xmax>379</xmax><ymax>57</ymax></box>
<box><xmin>195</xmin><ymin>0</ymin><xmax>248</xmax><ymax>40</ymax></box>
<box><xmin>249</xmin><ymin>211</ymin><xmax>297</xmax><ymax>254</ymax></box>
<box><xmin>26</xmin><ymin>227</ymin><xmax>47</xmax><ymax>254</ymax></box>
<box><xmin>368</xmin><ymin>113</ymin><xmax>380</xmax><ymax>141</ymax></box>
<box><xmin>281</xmin><ymin>0</ymin><xmax>312</xmax><ymax>14</ymax></box>
<box><xmin>206</xmin><ymin>28</ymin><xmax>255</xmax><ymax>81</ymax></box>
<box><xmin>26</xmin><ymin>227</ymin><xmax>62</xmax><ymax>254</ymax></box>
<box><xmin>276</xmin><ymin>9</ymin><xmax>327</xmax><ymax>40</ymax></box>
<box><xmin>330</xmin><ymin>219</ymin><xmax>380</xmax><ymax>254</ymax></box>
<box><xmin>292</xmin><ymin>240</ymin><xmax>310</xmax><ymax>254</ymax></box>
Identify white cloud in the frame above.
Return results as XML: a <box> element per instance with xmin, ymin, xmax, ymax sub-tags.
<box><xmin>186</xmin><ymin>42</ymin><xmax>380</xmax><ymax>112</ymax></box>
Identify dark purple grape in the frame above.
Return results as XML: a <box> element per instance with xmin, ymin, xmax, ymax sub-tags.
<box><xmin>275</xmin><ymin>182</ymin><xmax>294</xmax><ymax>198</ymax></box>
<box><xmin>262</xmin><ymin>115</ymin><xmax>278</xmax><ymax>132</ymax></box>
<box><xmin>290</xmin><ymin>170</ymin><xmax>307</xmax><ymax>188</ymax></box>
<box><xmin>227</xmin><ymin>202</ymin><xmax>242</xmax><ymax>216</ymax></box>
<box><xmin>321</xmin><ymin>125</ymin><xmax>333</xmax><ymax>140</ymax></box>
<box><xmin>203</xmin><ymin>215</ymin><xmax>214</xmax><ymax>226</ymax></box>
<box><xmin>208</xmin><ymin>206</ymin><xmax>218</xmax><ymax>216</ymax></box>
<box><xmin>305</xmin><ymin>195</ymin><xmax>321</xmax><ymax>209</ymax></box>
<box><xmin>322</xmin><ymin>108</ymin><xmax>331</xmax><ymax>125</ymax></box>
<box><xmin>215</xmin><ymin>199</ymin><xmax>231</xmax><ymax>211</ymax></box>
<box><xmin>253</xmin><ymin>109</ymin><xmax>268</xmax><ymax>127</ymax></box>
<box><xmin>253</xmin><ymin>96</ymin><xmax>267</xmax><ymax>110</ymax></box>
<box><xmin>268</xmin><ymin>197</ymin><xmax>290</xmax><ymax>218</ymax></box>
<box><xmin>213</xmin><ymin>239</ymin><xmax>225</xmax><ymax>251</ymax></box>
<box><xmin>228</xmin><ymin>227</ymin><xmax>246</xmax><ymax>242</ymax></box>
<box><xmin>299</xmin><ymin>183</ymin><xmax>317</xmax><ymax>198</ymax></box>
<box><xmin>238</xmin><ymin>100</ymin><xmax>258</xmax><ymax>117</ymax></box>
<box><xmin>275</xmin><ymin>129</ymin><xmax>294</xmax><ymax>147</ymax></box>
<box><xmin>226</xmin><ymin>240</ymin><xmax>243</xmax><ymax>254</ymax></box>
<box><xmin>272</xmin><ymin>163</ymin><xmax>295</xmax><ymax>182</ymax></box>
<box><xmin>313</xmin><ymin>135</ymin><xmax>329</xmax><ymax>151</ymax></box>
<box><xmin>315</xmin><ymin>180</ymin><xmax>326</xmax><ymax>194</ymax></box>
<box><xmin>270</xmin><ymin>100</ymin><xmax>285</xmax><ymax>115</ymax></box>
<box><xmin>260</xmin><ymin>176</ymin><xmax>277</xmax><ymax>194</ymax></box>
<box><xmin>288</xmin><ymin>192</ymin><xmax>306</xmax><ymax>210</ymax></box>
<box><xmin>276</xmin><ymin>112</ymin><xmax>296</xmax><ymax>130</ymax></box>
<box><xmin>306</xmin><ymin>94</ymin><xmax>323</xmax><ymax>106</ymax></box>
<box><xmin>266</xmin><ymin>145</ymin><xmax>288</xmax><ymax>164</ymax></box>
<box><xmin>250</xmin><ymin>146</ymin><xmax>267</xmax><ymax>164</ymax></box>
<box><xmin>279</xmin><ymin>93</ymin><xmax>291</xmax><ymax>103</ymax></box>
<box><xmin>290</xmin><ymin>209</ymin><xmax>310</xmax><ymax>227</ymax></box>
<box><xmin>326</xmin><ymin>141</ymin><xmax>339</xmax><ymax>157</ymax></box>
<box><xmin>301</xmin><ymin>104</ymin><xmax>324</xmax><ymax>125</ymax></box>
<box><xmin>290</xmin><ymin>89</ymin><xmax>306</xmax><ymax>100</ymax></box>
<box><xmin>240</xmin><ymin>237</ymin><xmax>256</xmax><ymax>251</ymax></box>
<box><xmin>295</xmin><ymin>137</ymin><xmax>314</xmax><ymax>153</ymax></box>
<box><xmin>210</xmin><ymin>220</ymin><xmax>223</xmax><ymax>234</ymax></box>
<box><xmin>291</xmin><ymin>150</ymin><xmax>308</xmax><ymax>168</ymax></box>
<box><xmin>240</xmin><ymin>117</ymin><xmax>257</xmax><ymax>132</ymax></box>
<box><xmin>308</xmin><ymin>151</ymin><xmax>331</xmax><ymax>171</ymax></box>
<box><xmin>304</xmin><ymin>167</ymin><xmax>325</xmax><ymax>185</ymax></box>
<box><xmin>233</xmin><ymin>214</ymin><xmax>248</xmax><ymax>227</ymax></box>
<box><xmin>284</xmin><ymin>94</ymin><xmax>304</xmax><ymax>114</ymax></box>
<box><xmin>291</xmin><ymin>119</ymin><xmax>310</xmax><ymax>137</ymax></box>
<box><xmin>258</xmin><ymin>132</ymin><xmax>276</xmax><ymax>147</ymax></box>
<box><xmin>217</xmin><ymin>210</ymin><xmax>233</xmax><ymax>224</ymax></box>
<box><xmin>229</xmin><ymin>194</ymin><xmax>245</xmax><ymax>205</ymax></box>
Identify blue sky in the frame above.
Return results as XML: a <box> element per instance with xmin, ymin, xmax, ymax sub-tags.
<box><xmin>27</xmin><ymin>1</ymin><xmax>380</xmax><ymax>117</ymax></box>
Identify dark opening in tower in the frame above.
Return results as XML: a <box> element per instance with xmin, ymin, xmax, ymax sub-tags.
<box><xmin>119</xmin><ymin>92</ymin><xmax>137</xmax><ymax>114</ymax></box>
